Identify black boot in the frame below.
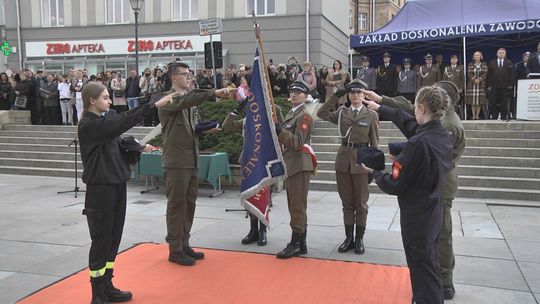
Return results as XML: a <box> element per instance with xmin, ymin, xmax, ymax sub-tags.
<box><xmin>104</xmin><ymin>269</ymin><xmax>132</xmax><ymax>302</ymax></box>
<box><xmin>338</xmin><ymin>225</ymin><xmax>355</xmax><ymax>253</ymax></box>
<box><xmin>90</xmin><ymin>276</ymin><xmax>111</xmax><ymax>304</ymax></box>
<box><xmin>276</xmin><ymin>232</ymin><xmax>302</xmax><ymax>259</ymax></box>
<box><xmin>444</xmin><ymin>285</ymin><xmax>455</xmax><ymax>300</ymax></box>
<box><xmin>257</xmin><ymin>222</ymin><xmax>267</xmax><ymax>246</ymax></box>
<box><xmin>300</xmin><ymin>229</ymin><xmax>308</xmax><ymax>254</ymax></box>
<box><xmin>354</xmin><ymin>225</ymin><xmax>366</xmax><ymax>254</ymax></box>
<box><xmin>242</xmin><ymin>219</ymin><xmax>259</xmax><ymax>245</ymax></box>
<box><xmin>183</xmin><ymin>246</ymin><xmax>205</xmax><ymax>260</ymax></box>
<box><xmin>168</xmin><ymin>251</ymin><xmax>195</xmax><ymax>266</ymax></box>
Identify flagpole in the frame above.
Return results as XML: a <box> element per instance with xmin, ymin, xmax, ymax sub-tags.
<box><xmin>252</xmin><ymin>11</ymin><xmax>278</xmax><ymax>122</ymax></box>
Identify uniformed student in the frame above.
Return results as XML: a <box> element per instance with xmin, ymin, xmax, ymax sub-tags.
<box><xmin>397</xmin><ymin>58</ymin><xmax>417</xmax><ymax>103</ymax></box>
<box><xmin>78</xmin><ymin>82</ymin><xmax>171</xmax><ymax>304</ymax></box>
<box><xmin>158</xmin><ymin>62</ymin><xmax>231</xmax><ymax>267</ymax></box>
<box><xmin>361</xmin><ymin>86</ymin><xmax>454</xmax><ymax>304</ymax></box>
<box><xmin>376</xmin><ymin>52</ymin><xmax>398</xmax><ymax>96</ymax></box>
<box><xmin>222</xmin><ymin>97</ymin><xmax>285</xmax><ymax>246</ymax></box>
<box><xmin>356</xmin><ymin>56</ymin><xmax>377</xmax><ymax>91</ymax></box>
<box><xmin>317</xmin><ymin>79</ymin><xmax>379</xmax><ymax>254</ymax></box>
<box><xmin>274</xmin><ymin>80</ymin><xmax>314</xmax><ymax>259</ymax></box>
<box><xmin>363</xmin><ymin>82</ymin><xmax>465</xmax><ymax>299</ymax></box>
<box><xmin>417</xmin><ymin>53</ymin><xmax>442</xmax><ymax>90</ymax></box>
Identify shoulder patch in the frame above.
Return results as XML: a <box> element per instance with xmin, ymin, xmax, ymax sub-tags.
<box><xmin>392</xmin><ymin>161</ymin><xmax>402</xmax><ymax>180</ymax></box>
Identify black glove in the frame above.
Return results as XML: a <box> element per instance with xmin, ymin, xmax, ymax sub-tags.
<box><xmin>233</xmin><ymin>97</ymin><xmax>249</xmax><ymax>114</ymax></box>
<box><xmin>334</xmin><ymin>88</ymin><xmax>347</xmax><ymax>98</ymax></box>
<box><xmin>275</xmin><ymin>122</ymin><xmax>283</xmax><ymax>135</ymax></box>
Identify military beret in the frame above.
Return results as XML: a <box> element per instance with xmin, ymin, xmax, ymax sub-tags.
<box><xmin>196</xmin><ymin>120</ymin><xmax>219</xmax><ymax>134</ymax></box>
<box><xmin>345</xmin><ymin>79</ymin><xmax>368</xmax><ymax>92</ymax></box>
<box><xmin>361</xmin><ymin>56</ymin><xmax>370</xmax><ymax>62</ymax></box>
<box><xmin>388</xmin><ymin>142</ymin><xmax>407</xmax><ymax>156</ymax></box>
<box><xmin>288</xmin><ymin>80</ymin><xmax>310</xmax><ymax>94</ymax></box>
<box><xmin>383</xmin><ymin>52</ymin><xmax>391</xmax><ymax>58</ymax></box>
<box><xmin>424</xmin><ymin>53</ymin><xmax>433</xmax><ymax>59</ymax></box>
<box><xmin>357</xmin><ymin>147</ymin><xmax>385</xmax><ymax>170</ymax></box>
<box><xmin>403</xmin><ymin>58</ymin><xmax>412</xmax><ymax>65</ymax></box>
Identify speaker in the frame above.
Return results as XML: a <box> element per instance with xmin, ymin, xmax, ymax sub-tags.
<box><xmin>204</xmin><ymin>41</ymin><xmax>223</xmax><ymax>69</ymax></box>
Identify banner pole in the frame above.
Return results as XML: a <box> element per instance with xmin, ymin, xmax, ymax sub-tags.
<box><xmin>252</xmin><ymin>11</ymin><xmax>278</xmax><ymax>123</ymax></box>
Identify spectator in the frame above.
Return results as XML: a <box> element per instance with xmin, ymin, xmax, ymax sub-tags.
<box><xmin>14</xmin><ymin>72</ymin><xmax>32</xmax><ymax>110</ymax></box>
<box><xmin>236</xmin><ymin>77</ymin><xmax>250</xmax><ymax>102</ymax></box>
<box><xmin>297</xmin><ymin>61</ymin><xmax>317</xmax><ymax>100</ymax></box>
<box><xmin>487</xmin><ymin>48</ymin><xmax>513</xmax><ymax>120</ymax></box>
<box><xmin>41</xmin><ymin>73</ymin><xmax>60</xmax><ymax>125</ymax></box>
<box><xmin>275</xmin><ymin>64</ymin><xmax>289</xmax><ymax>97</ymax></box>
<box><xmin>465</xmin><ymin>51</ymin><xmax>488</xmax><ymax>120</ymax></box>
<box><xmin>198</xmin><ymin>69</ymin><xmax>214</xmax><ymax>89</ymax></box>
<box><xmin>71</xmin><ymin>70</ymin><xmax>86</xmax><ymax>122</ymax></box>
<box><xmin>318</xmin><ymin>66</ymin><xmax>329</xmax><ymax>103</ymax></box>
<box><xmin>0</xmin><ymin>73</ymin><xmax>12</xmax><ymax>110</ymax></box>
<box><xmin>58</xmin><ymin>74</ymin><xmax>73</xmax><ymax>125</ymax></box>
<box><xmin>326</xmin><ymin>60</ymin><xmax>348</xmax><ymax>105</ymax></box>
<box><xmin>125</xmin><ymin>68</ymin><xmax>141</xmax><ymax>109</ymax></box>
<box><xmin>111</xmin><ymin>71</ymin><xmax>127</xmax><ymax>112</ymax></box>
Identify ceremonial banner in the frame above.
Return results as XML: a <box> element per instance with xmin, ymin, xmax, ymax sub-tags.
<box><xmin>239</xmin><ymin>48</ymin><xmax>287</xmax><ymax>226</ymax></box>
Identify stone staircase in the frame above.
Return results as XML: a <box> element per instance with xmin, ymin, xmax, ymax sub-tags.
<box><xmin>0</xmin><ymin>125</ymin><xmax>153</xmax><ymax>178</ymax></box>
<box><xmin>310</xmin><ymin>120</ymin><xmax>540</xmax><ymax>202</ymax></box>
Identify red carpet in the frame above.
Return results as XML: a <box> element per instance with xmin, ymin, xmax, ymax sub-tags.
<box><xmin>19</xmin><ymin>243</ymin><xmax>412</xmax><ymax>304</ymax></box>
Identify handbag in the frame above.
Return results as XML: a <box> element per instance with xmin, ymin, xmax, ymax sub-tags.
<box><xmin>14</xmin><ymin>96</ymin><xmax>28</xmax><ymax>108</ymax></box>
<box><xmin>114</xmin><ymin>90</ymin><xmax>124</xmax><ymax>98</ymax></box>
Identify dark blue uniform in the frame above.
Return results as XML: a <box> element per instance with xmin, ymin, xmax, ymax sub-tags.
<box><xmin>372</xmin><ymin>105</ymin><xmax>452</xmax><ymax>304</ymax></box>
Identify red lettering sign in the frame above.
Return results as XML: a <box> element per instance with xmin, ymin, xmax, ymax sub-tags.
<box><xmin>46</xmin><ymin>43</ymin><xmax>105</xmax><ymax>55</ymax></box>
<box><xmin>128</xmin><ymin>39</ymin><xmax>193</xmax><ymax>52</ymax></box>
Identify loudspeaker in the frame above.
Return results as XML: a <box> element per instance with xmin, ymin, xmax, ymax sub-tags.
<box><xmin>204</xmin><ymin>41</ymin><xmax>223</xmax><ymax>69</ymax></box>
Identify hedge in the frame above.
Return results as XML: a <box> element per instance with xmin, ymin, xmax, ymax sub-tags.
<box><xmin>147</xmin><ymin>97</ymin><xmax>292</xmax><ymax>164</ymax></box>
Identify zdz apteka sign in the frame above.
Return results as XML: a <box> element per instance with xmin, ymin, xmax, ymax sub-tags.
<box><xmin>199</xmin><ymin>19</ymin><xmax>223</xmax><ymax>36</ymax></box>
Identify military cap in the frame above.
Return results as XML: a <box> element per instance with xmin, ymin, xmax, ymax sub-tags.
<box><xmin>288</xmin><ymin>80</ymin><xmax>310</xmax><ymax>94</ymax></box>
<box><xmin>424</xmin><ymin>53</ymin><xmax>433</xmax><ymax>59</ymax></box>
<box><xmin>345</xmin><ymin>79</ymin><xmax>369</xmax><ymax>92</ymax></box>
<box><xmin>357</xmin><ymin>147</ymin><xmax>385</xmax><ymax>170</ymax></box>
<box><xmin>383</xmin><ymin>52</ymin><xmax>391</xmax><ymax>58</ymax></box>
<box><xmin>361</xmin><ymin>56</ymin><xmax>370</xmax><ymax>62</ymax></box>
<box><xmin>523</xmin><ymin>51</ymin><xmax>531</xmax><ymax>58</ymax></box>
<box><xmin>388</xmin><ymin>142</ymin><xmax>407</xmax><ymax>156</ymax></box>
<box><xmin>403</xmin><ymin>58</ymin><xmax>412</xmax><ymax>65</ymax></box>
<box><xmin>196</xmin><ymin>120</ymin><xmax>220</xmax><ymax>134</ymax></box>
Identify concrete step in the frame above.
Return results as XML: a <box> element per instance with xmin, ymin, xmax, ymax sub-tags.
<box><xmin>0</xmin><ymin>158</ymin><xmax>82</xmax><ymax>170</ymax></box>
<box><xmin>1</xmin><ymin>124</ymin><xmax>151</xmax><ymax>134</ymax></box>
<box><xmin>309</xmin><ymin>180</ymin><xmax>540</xmax><ymax>201</ymax></box>
<box><xmin>0</xmin><ymin>165</ymin><xmax>82</xmax><ymax>178</ymax></box>
<box><xmin>310</xmin><ymin>135</ymin><xmax>540</xmax><ymax>148</ymax></box>
<box><xmin>0</xmin><ymin>150</ymin><xmax>76</xmax><ymax>161</ymax></box>
<box><xmin>0</xmin><ymin>130</ymin><xmax>147</xmax><ymax>139</ymax></box>
<box><xmin>1</xmin><ymin>143</ymin><xmax>75</xmax><ymax>153</ymax></box>
<box><xmin>311</xmin><ymin>127</ymin><xmax>540</xmax><ymax>139</ymax></box>
<box><xmin>313</xmin><ymin>120</ymin><xmax>540</xmax><ymax>131</ymax></box>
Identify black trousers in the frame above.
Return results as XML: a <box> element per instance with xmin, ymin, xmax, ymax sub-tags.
<box><xmin>489</xmin><ymin>88</ymin><xmax>509</xmax><ymax>120</ymax></box>
<box><xmin>403</xmin><ymin>238</ymin><xmax>444</xmax><ymax>304</ymax></box>
<box><xmin>44</xmin><ymin>106</ymin><xmax>60</xmax><ymax>125</ymax></box>
<box><xmin>83</xmin><ymin>183</ymin><xmax>127</xmax><ymax>275</ymax></box>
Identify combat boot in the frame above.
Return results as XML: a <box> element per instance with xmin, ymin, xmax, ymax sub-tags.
<box><xmin>104</xmin><ymin>269</ymin><xmax>132</xmax><ymax>302</ymax></box>
<box><xmin>338</xmin><ymin>225</ymin><xmax>355</xmax><ymax>253</ymax></box>
<box><xmin>183</xmin><ymin>246</ymin><xmax>205</xmax><ymax>260</ymax></box>
<box><xmin>90</xmin><ymin>276</ymin><xmax>111</xmax><ymax>304</ymax></box>
<box><xmin>355</xmin><ymin>225</ymin><xmax>366</xmax><ymax>254</ymax></box>
<box><xmin>168</xmin><ymin>251</ymin><xmax>196</xmax><ymax>266</ymax></box>
<box><xmin>242</xmin><ymin>218</ymin><xmax>259</xmax><ymax>244</ymax></box>
<box><xmin>300</xmin><ymin>228</ymin><xmax>308</xmax><ymax>254</ymax></box>
<box><xmin>276</xmin><ymin>232</ymin><xmax>303</xmax><ymax>259</ymax></box>
<box><xmin>258</xmin><ymin>222</ymin><xmax>267</xmax><ymax>246</ymax></box>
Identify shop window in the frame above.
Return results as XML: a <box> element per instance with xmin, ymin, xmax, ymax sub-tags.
<box><xmin>172</xmin><ymin>0</ymin><xmax>198</xmax><ymax>20</ymax></box>
<box><xmin>246</xmin><ymin>0</ymin><xmax>275</xmax><ymax>16</ymax></box>
<box><xmin>106</xmin><ymin>0</ymin><xmax>130</xmax><ymax>24</ymax></box>
<box><xmin>358</xmin><ymin>13</ymin><xmax>367</xmax><ymax>31</ymax></box>
<box><xmin>41</xmin><ymin>0</ymin><xmax>64</xmax><ymax>27</ymax></box>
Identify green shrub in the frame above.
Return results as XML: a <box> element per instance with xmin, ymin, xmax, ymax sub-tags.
<box><xmin>148</xmin><ymin>97</ymin><xmax>292</xmax><ymax>164</ymax></box>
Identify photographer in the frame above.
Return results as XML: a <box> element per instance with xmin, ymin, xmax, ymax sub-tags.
<box><xmin>139</xmin><ymin>68</ymin><xmax>153</xmax><ymax>126</ymax></box>
<box><xmin>148</xmin><ymin>67</ymin><xmax>165</xmax><ymax>126</ymax></box>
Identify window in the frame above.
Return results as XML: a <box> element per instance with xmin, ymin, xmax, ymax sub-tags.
<box><xmin>0</xmin><ymin>0</ymin><xmax>5</xmax><ymax>26</ymax></box>
<box><xmin>42</xmin><ymin>0</ymin><xmax>64</xmax><ymax>27</ymax></box>
<box><xmin>172</xmin><ymin>0</ymin><xmax>198</xmax><ymax>20</ymax></box>
<box><xmin>358</xmin><ymin>13</ymin><xmax>367</xmax><ymax>31</ymax></box>
<box><xmin>106</xmin><ymin>0</ymin><xmax>130</xmax><ymax>24</ymax></box>
<box><xmin>246</xmin><ymin>0</ymin><xmax>275</xmax><ymax>16</ymax></box>
<box><xmin>348</xmin><ymin>9</ymin><xmax>352</xmax><ymax>29</ymax></box>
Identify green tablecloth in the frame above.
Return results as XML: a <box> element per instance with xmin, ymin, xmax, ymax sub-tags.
<box><xmin>137</xmin><ymin>151</ymin><xmax>231</xmax><ymax>190</ymax></box>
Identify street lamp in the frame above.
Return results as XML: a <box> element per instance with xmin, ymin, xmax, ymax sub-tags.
<box><xmin>129</xmin><ymin>0</ymin><xmax>144</xmax><ymax>75</ymax></box>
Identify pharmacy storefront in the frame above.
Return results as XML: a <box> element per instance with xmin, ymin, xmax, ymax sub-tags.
<box><xmin>24</xmin><ymin>34</ymin><xmax>221</xmax><ymax>76</ymax></box>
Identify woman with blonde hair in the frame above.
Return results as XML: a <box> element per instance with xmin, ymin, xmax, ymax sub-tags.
<box><xmin>78</xmin><ymin>82</ymin><xmax>170</xmax><ymax>303</ymax></box>
<box><xmin>465</xmin><ymin>51</ymin><xmax>488</xmax><ymax>120</ymax></box>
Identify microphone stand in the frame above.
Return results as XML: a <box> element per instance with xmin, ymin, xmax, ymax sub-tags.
<box><xmin>57</xmin><ymin>137</ymin><xmax>85</xmax><ymax>198</ymax></box>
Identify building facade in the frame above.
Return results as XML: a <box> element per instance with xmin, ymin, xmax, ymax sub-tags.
<box><xmin>348</xmin><ymin>0</ymin><xmax>404</xmax><ymax>35</ymax></box>
<box><xmin>2</xmin><ymin>0</ymin><xmax>350</xmax><ymax>75</ymax></box>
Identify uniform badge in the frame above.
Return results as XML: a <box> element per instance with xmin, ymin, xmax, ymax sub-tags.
<box><xmin>357</xmin><ymin>121</ymin><xmax>368</xmax><ymax>127</ymax></box>
<box><xmin>392</xmin><ymin>161</ymin><xmax>402</xmax><ymax>180</ymax></box>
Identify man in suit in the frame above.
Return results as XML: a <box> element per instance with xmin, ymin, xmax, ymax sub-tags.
<box><xmin>376</xmin><ymin>52</ymin><xmax>398</xmax><ymax>97</ymax></box>
<box><xmin>356</xmin><ymin>56</ymin><xmax>377</xmax><ymax>91</ymax></box>
<box><xmin>158</xmin><ymin>62</ymin><xmax>230</xmax><ymax>266</ymax></box>
<box><xmin>487</xmin><ymin>48</ymin><xmax>513</xmax><ymax>120</ymax></box>
<box><xmin>529</xmin><ymin>42</ymin><xmax>540</xmax><ymax>75</ymax></box>
<box><xmin>397</xmin><ymin>58</ymin><xmax>417</xmax><ymax>103</ymax></box>
<box><xmin>275</xmin><ymin>80</ymin><xmax>314</xmax><ymax>259</ymax></box>
<box><xmin>417</xmin><ymin>53</ymin><xmax>442</xmax><ymax>91</ymax></box>
<box><xmin>516</xmin><ymin>52</ymin><xmax>531</xmax><ymax>80</ymax></box>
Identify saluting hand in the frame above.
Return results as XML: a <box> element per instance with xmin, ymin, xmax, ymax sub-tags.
<box><xmin>215</xmin><ymin>88</ymin><xmax>236</xmax><ymax>98</ymax></box>
<box><xmin>154</xmin><ymin>93</ymin><xmax>175</xmax><ymax>108</ymax></box>
<box><xmin>361</xmin><ymin>98</ymin><xmax>380</xmax><ymax>112</ymax></box>
<box><xmin>361</xmin><ymin>89</ymin><xmax>383</xmax><ymax>103</ymax></box>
